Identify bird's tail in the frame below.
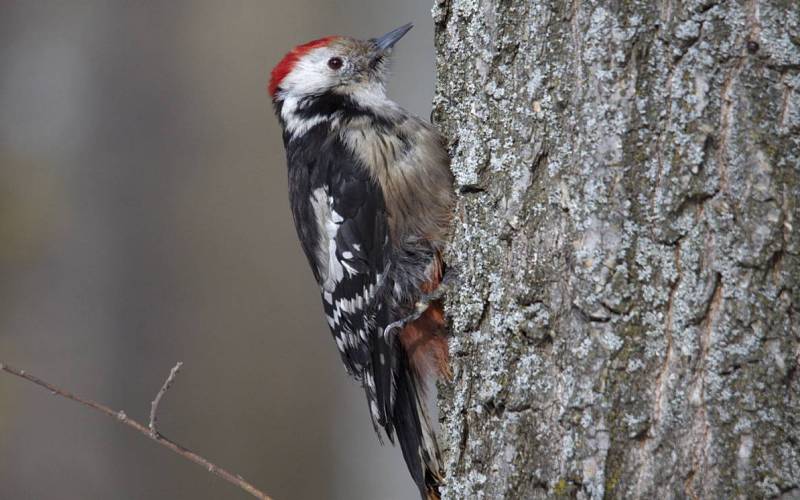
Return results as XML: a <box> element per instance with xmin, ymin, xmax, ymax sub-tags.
<box><xmin>394</xmin><ymin>342</ymin><xmax>443</xmax><ymax>499</ymax></box>
<box><xmin>365</xmin><ymin>267</ymin><xmax>449</xmax><ymax>498</ymax></box>
<box><xmin>395</xmin><ymin>301</ymin><xmax>449</xmax><ymax>499</ymax></box>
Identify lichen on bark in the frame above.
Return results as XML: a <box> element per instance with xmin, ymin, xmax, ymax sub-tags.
<box><xmin>432</xmin><ymin>0</ymin><xmax>800</xmax><ymax>498</ymax></box>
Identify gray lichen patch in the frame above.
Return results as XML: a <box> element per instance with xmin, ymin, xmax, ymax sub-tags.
<box><xmin>434</xmin><ymin>0</ymin><xmax>800</xmax><ymax>498</ymax></box>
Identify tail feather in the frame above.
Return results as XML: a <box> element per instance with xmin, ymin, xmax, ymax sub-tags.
<box><xmin>393</xmin><ymin>346</ymin><xmax>443</xmax><ymax>499</ymax></box>
<box><xmin>396</xmin><ymin>301</ymin><xmax>448</xmax><ymax>499</ymax></box>
<box><xmin>364</xmin><ymin>270</ymin><xmax>449</xmax><ymax>498</ymax></box>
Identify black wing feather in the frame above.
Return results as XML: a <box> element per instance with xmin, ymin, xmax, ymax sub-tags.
<box><xmin>286</xmin><ymin>125</ymin><xmax>397</xmax><ymax>432</ymax></box>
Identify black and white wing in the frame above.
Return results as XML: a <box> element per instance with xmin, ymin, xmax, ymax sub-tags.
<box><xmin>286</xmin><ymin>127</ymin><xmax>399</xmax><ymax>434</ymax></box>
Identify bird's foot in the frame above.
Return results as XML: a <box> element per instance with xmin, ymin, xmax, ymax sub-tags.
<box><xmin>416</xmin><ymin>266</ymin><xmax>460</xmax><ymax>309</ymax></box>
<box><xmin>383</xmin><ymin>268</ymin><xmax>461</xmax><ymax>340</ymax></box>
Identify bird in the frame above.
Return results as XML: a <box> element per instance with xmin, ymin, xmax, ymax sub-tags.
<box><xmin>268</xmin><ymin>23</ymin><xmax>455</xmax><ymax>499</ymax></box>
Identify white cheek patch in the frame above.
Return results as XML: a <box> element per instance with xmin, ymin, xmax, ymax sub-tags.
<box><xmin>278</xmin><ymin>47</ymin><xmax>344</xmax><ymax>138</ymax></box>
<box><xmin>280</xmin><ymin>47</ymin><xmax>339</xmax><ymax>98</ymax></box>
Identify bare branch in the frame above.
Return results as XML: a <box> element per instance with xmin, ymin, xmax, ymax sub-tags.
<box><xmin>149</xmin><ymin>361</ymin><xmax>183</xmax><ymax>437</ymax></box>
<box><xmin>0</xmin><ymin>361</ymin><xmax>273</xmax><ymax>500</ymax></box>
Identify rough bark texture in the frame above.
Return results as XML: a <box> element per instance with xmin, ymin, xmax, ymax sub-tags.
<box><xmin>432</xmin><ymin>1</ymin><xmax>799</xmax><ymax>498</ymax></box>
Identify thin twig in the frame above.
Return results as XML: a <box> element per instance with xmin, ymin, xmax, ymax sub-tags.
<box><xmin>149</xmin><ymin>361</ymin><xmax>183</xmax><ymax>437</ymax></box>
<box><xmin>0</xmin><ymin>361</ymin><xmax>273</xmax><ymax>500</ymax></box>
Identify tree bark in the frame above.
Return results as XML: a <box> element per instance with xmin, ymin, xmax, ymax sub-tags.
<box><xmin>433</xmin><ymin>1</ymin><xmax>799</xmax><ymax>498</ymax></box>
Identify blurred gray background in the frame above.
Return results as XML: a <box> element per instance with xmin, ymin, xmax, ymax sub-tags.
<box><xmin>0</xmin><ymin>1</ymin><xmax>435</xmax><ymax>499</ymax></box>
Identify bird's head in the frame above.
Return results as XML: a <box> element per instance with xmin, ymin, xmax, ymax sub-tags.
<box><xmin>268</xmin><ymin>23</ymin><xmax>413</xmax><ymax>103</ymax></box>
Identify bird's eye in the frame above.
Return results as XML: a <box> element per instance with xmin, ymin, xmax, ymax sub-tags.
<box><xmin>327</xmin><ymin>57</ymin><xmax>343</xmax><ymax>70</ymax></box>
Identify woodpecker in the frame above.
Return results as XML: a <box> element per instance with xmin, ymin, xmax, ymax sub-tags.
<box><xmin>269</xmin><ymin>23</ymin><xmax>454</xmax><ymax>499</ymax></box>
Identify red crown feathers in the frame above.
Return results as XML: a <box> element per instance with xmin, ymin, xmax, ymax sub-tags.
<box><xmin>269</xmin><ymin>36</ymin><xmax>337</xmax><ymax>97</ymax></box>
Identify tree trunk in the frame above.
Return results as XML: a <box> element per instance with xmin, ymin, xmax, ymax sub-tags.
<box><xmin>432</xmin><ymin>0</ymin><xmax>799</xmax><ymax>498</ymax></box>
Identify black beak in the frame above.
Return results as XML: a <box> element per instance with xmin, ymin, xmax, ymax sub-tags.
<box><xmin>372</xmin><ymin>23</ymin><xmax>413</xmax><ymax>53</ymax></box>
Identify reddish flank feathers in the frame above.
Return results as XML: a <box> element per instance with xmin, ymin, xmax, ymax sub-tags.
<box><xmin>269</xmin><ymin>36</ymin><xmax>337</xmax><ymax>97</ymax></box>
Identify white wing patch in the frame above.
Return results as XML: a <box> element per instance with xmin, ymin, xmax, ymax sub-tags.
<box><xmin>310</xmin><ymin>186</ymin><xmax>365</xmax><ymax>297</ymax></box>
<box><xmin>310</xmin><ymin>187</ymin><xmax>350</xmax><ymax>292</ymax></box>
<box><xmin>311</xmin><ymin>187</ymin><xmax>384</xmax><ymax>337</ymax></box>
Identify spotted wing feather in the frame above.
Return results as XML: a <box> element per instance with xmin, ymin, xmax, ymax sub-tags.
<box><xmin>285</xmin><ymin>125</ymin><xmax>397</xmax><ymax>433</ymax></box>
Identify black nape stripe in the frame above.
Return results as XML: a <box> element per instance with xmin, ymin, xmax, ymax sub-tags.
<box><xmin>296</xmin><ymin>91</ymin><xmax>395</xmax><ymax>131</ymax></box>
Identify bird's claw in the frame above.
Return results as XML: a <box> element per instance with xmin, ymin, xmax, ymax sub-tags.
<box><xmin>383</xmin><ymin>268</ymin><xmax>460</xmax><ymax>340</ymax></box>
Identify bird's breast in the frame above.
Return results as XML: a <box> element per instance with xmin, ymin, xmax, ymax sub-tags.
<box><xmin>340</xmin><ymin>117</ymin><xmax>454</xmax><ymax>248</ymax></box>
